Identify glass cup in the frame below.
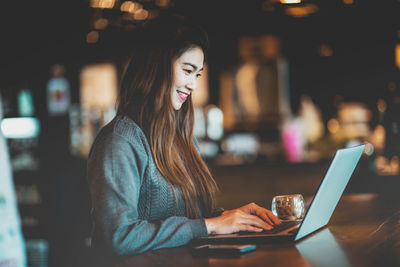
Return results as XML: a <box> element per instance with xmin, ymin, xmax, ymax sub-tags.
<box><xmin>271</xmin><ymin>194</ymin><xmax>305</xmax><ymax>221</ymax></box>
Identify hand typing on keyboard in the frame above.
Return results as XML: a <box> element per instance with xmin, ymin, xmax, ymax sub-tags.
<box><xmin>204</xmin><ymin>202</ymin><xmax>282</xmax><ymax>235</ymax></box>
<box><xmin>238</xmin><ymin>202</ymin><xmax>282</xmax><ymax>226</ymax></box>
<box><xmin>238</xmin><ymin>220</ymin><xmax>301</xmax><ymax>235</ymax></box>
<box><xmin>262</xmin><ymin>220</ymin><xmax>301</xmax><ymax>234</ymax></box>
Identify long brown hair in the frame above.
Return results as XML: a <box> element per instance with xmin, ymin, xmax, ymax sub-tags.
<box><xmin>117</xmin><ymin>15</ymin><xmax>218</xmax><ymax>218</ymax></box>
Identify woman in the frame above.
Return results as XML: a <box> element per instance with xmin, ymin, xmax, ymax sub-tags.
<box><xmin>87</xmin><ymin>14</ymin><xmax>281</xmax><ymax>259</ymax></box>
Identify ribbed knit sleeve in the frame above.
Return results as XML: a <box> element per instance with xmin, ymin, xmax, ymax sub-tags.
<box><xmin>87</xmin><ymin>124</ymin><xmax>208</xmax><ymax>257</ymax></box>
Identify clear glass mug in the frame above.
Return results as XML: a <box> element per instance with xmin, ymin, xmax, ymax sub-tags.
<box><xmin>271</xmin><ymin>194</ymin><xmax>305</xmax><ymax>221</ymax></box>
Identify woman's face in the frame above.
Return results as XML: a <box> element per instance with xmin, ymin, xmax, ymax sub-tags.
<box><xmin>171</xmin><ymin>46</ymin><xmax>204</xmax><ymax>110</ymax></box>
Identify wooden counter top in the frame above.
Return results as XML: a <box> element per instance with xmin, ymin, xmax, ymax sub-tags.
<box><xmin>114</xmin><ymin>193</ymin><xmax>400</xmax><ymax>267</ymax></box>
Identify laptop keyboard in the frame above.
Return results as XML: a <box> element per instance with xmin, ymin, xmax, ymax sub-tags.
<box><xmin>238</xmin><ymin>220</ymin><xmax>301</xmax><ymax>235</ymax></box>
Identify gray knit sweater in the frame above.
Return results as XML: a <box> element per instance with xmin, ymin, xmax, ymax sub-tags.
<box><xmin>87</xmin><ymin>115</ymin><xmax>209</xmax><ymax>257</ymax></box>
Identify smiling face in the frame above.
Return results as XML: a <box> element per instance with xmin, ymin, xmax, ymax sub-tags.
<box><xmin>171</xmin><ymin>46</ymin><xmax>204</xmax><ymax>110</ymax></box>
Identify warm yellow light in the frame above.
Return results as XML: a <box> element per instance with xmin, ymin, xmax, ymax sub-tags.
<box><xmin>280</xmin><ymin>0</ymin><xmax>301</xmax><ymax>4</ymax></box>
<box><xmin>238</xmin><ymin>35</ymin><xmax>281</xmax><ymax>61</ymax></box>
<box><xmin>395</xmin><ymin>44</ymin><xmax>400</xmax><ymax>69</ymax></box>
<box><xmin>285</xmin><ymin>7</ymin><xmax>307</xmax><ymax>17</ymax></box>
<box><xmin>377</xmin><ymin>98</ymin><xmax>387</xmax><ymax>113</ymax></box>
<box><xmin>155</xmin><ymin>0</ymin><xmax>170</xmax><ymax>8</ymax></box>
<box><xmin>369</xmin><ymin>124</ymin><xmax>386</xmax><ymax>151</ymax></box>
<box><xmin>86</xmin><ymin>31</ymin><xmax>99</xmax><ymax>44</ymax></box>
<box><xmin>90</xmin><ymin>0</ymin><xmax>115</xmax><ymax>9</ymax></box>
<box><xmin>327</xmin><ymin>118</ymin><xmax>340</xmax><ymax>134</ymax></box>
<box><xmin>219</xmin><ymin>71</ymin><xmax>235</xmax><ymax>130</ymax></box>
<box><xmin>284</xmin><ymin>4</ymin><xmax>318</xmax><ymax>18</ymax></box>
<box><xmin>375</xmin><ymin>155</ymin><xmax>399</xmax><ymax>175</ymax></box>
<box><xmin>121</xmin><ymin>1</ymin><xmax>140</xmax><ymax>13</ymax></box>
<box><xmin>134</xmin><ymin>9</ymin><xmax>149</xmax><ymax>20</ymax></box>
<box><xmin>79</xmin><ymin>63</ymin><xmax>118</xmax><ymax>157</ymax></box>
<box><xmin>343</xmin><ymin>0</ymin><xmax>354</xmax><ymax>4</ymax></box>
<box><xmin>318</xmin><ymin>44</ymin><xmax>333</xmax><ymax>57</ymax></box>
<box><xmin>390</xmin><ymin>156</ymin><xmax>399</xmax><ymax>174</ymax></box>
<box><xmin>338</xmin><ymin>103</ymin><xmax>372</xmax><ymax>124</ymax></box>
<box><xmin>80</xmin><ymin>64</ymin><xmax>118</xmax><ymax>111</ymax></box>
<box><xmin>94</xmin><ymin>18</ymin><xmax>109</xmax><ymax>30</ymax></box>
<box><xmin>133</xmin><ymin>6</ymin><xmax>143</xmax><ymax>14</ymax></box>
<box><xmin>338</xmin><ymin>102</ymin><xmax>372</xmax><ymax>139</ymax></box>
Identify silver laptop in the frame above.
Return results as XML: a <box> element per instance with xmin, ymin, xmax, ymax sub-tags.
<box><xmin>194</xmin><ymin>144</ymin><xmax>365</xmax><ymax>244</ymax></box>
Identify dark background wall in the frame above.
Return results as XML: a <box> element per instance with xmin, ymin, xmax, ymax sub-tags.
<box><xmin>1</xmin><ymin>0</ymin><xmax>399</xmax><ymax>120</ymax></box>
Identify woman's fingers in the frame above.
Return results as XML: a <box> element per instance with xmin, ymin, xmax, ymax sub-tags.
<box><xmin>256</xmin><ymin>211</ymin><xmax>274</xmax><ymax>225</ymax></box>
<box><xmin>246</xmin><ymin>203</ymin><xmax>282</xmax><ymax>225</ymax></box>
<box><xmin>205</xmin><ymin>206</ymin><xmax>281</xmax><ymax>235</ymax></box>
<box><xmin>266</xmin><ymin>209</ymin><xmax>282</xmax><ymax>225</ymax></box>
<box><xmin>238</xmin><ymin>211</ymin><xmax>273</xmax><ymax>230</ymax></box>
<box><xmin>241</xmin><ymin>225</ymin><xmax>264</xmax><ymax>232</ymax></box>
<box><xmin>256</xmin><ymin>208</ymin><xmax>282</xmax><ymax>225</ymax></box>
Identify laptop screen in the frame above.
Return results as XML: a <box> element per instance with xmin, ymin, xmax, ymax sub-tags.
<box><xmin>294</xmin><ymin>144</ymin><xmax>365</xmax><ymax>241</ymax></box>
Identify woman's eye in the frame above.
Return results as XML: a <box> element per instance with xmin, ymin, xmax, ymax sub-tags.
<box><xmin>184</xmin><ymin>69</ymin><xmax>192</xmax><ymax>74</ymax></box>
<box><xmin>196</xmin><ymin>73</ymin><xmax>202</xmax><ymax>78</ymax></box>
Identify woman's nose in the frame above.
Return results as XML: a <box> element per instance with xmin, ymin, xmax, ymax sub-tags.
<box><xmin>186</xmin><ymin>78</ymin><xmax>197</xmax><ymax>91</ymax></box>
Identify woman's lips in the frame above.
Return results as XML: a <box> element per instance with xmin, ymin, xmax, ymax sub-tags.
<box><xmin>177</xmin><ymin>90</ymin><xmax>189</xmax><ymax>102</ymax></box>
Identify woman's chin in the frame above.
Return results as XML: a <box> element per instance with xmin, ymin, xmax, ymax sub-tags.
<box><xmin>172</xmin><ymin>103</ymin><xmax>183</xmax><ymax>110</ymax></box>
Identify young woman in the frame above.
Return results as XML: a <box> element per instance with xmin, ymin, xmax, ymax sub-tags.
<box><xmin>87</xmin><ymin>15</ymin><xmax>281</xmax><ymax>259</ymax></box>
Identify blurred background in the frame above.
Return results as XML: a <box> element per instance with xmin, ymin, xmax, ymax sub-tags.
<box><xmin>0</xmin><ymin>0</ymin><xmax>400</xmax><ymax>266</ymax></box>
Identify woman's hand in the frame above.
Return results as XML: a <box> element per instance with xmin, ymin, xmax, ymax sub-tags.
<box><xmin>204</xmin><ymin>203</ymin><xmax>281</xmax><ymax>235</ymax></box>
<box><xmin>237</xmin><ymin>202</ymin><xmax>282</xmax><ymax>227</ymax></box>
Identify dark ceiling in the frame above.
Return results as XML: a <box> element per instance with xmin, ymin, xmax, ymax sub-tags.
<box><xmin>1</xmin><ymin>0</ymin><xmax>399</xmax><ymax>110</ymax></box>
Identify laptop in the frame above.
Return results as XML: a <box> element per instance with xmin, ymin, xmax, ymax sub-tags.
<box><xmin>193</xmin><ymin>144</ymin><xmax>365</xmax><ymax>245</ymax></box>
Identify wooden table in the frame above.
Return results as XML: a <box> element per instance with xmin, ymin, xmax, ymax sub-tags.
<box><xmin>114</xmin><ymin>193</ymin><xmax>400</xmax><ymax>267</ymax></box>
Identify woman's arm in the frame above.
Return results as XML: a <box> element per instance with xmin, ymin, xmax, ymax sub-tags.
<box><xmin>87</xmin><ymin>130</ymin><xmax>207</xmax><ymax>257</ymax></box>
